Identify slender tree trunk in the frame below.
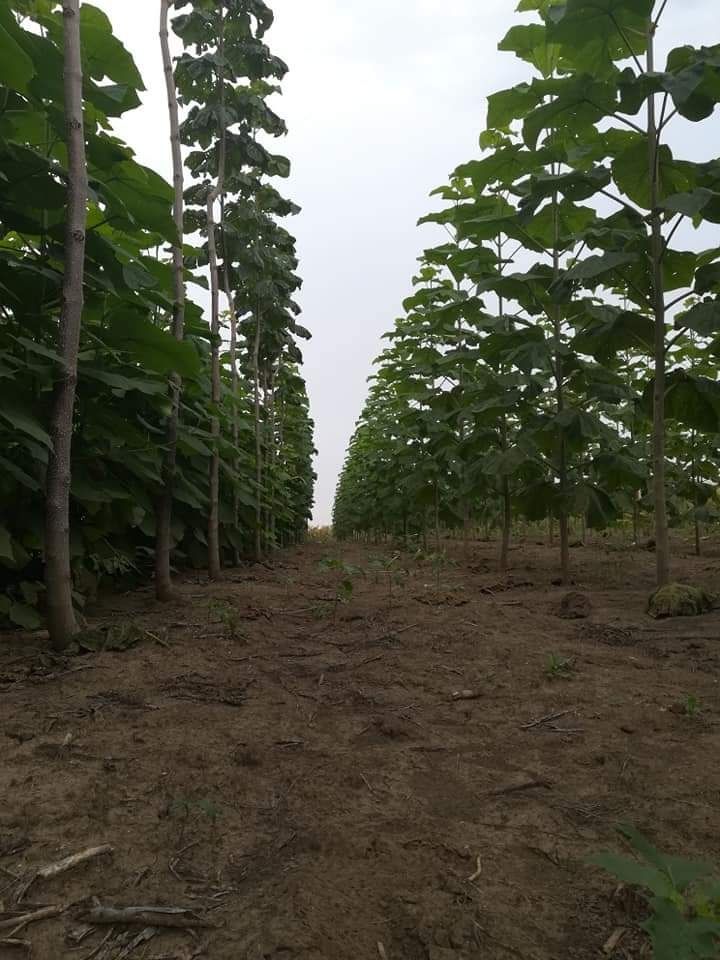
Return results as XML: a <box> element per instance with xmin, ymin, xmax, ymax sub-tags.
<box><xmin>647</xmin><ymin>24</ymin><xmax>670</xmax><ymax>586</ymax></box>
<box><xmin>222</xmin><ymin>263</ymin><xmax>239</xmax><ymax>563</ymax></box>
<box><xmin>269</xmin><ymin>357</ymin><xmax>282</xmax><ymax>550</ymax></box>
<box><xmin>691</xmin><ymin>443</ymin><xmax>701</xmax><ymax>557</ymax></box>
<box><xmin>264</xmin><ymin>365</ymin><xmax>277</xmax><ymax>550</ymax></box>
<box><xmin>206</xmin><ymin>14</ymin><xmax>226</xmax><ymax>581</ymax></box>
<box><xmin>498</xmin><ymin>255</ymin><xmax>512</xmax><ymax>572</ymax></box>
<box><xmin>500</xmin><ymin>474</ymin><xmax>512</xmax><ymax>572</ymax></box>
<box><xmin>253</xmin><ymin>309</ymin><xmax>263</xmax><ymax>560</ymax></box>
<box><xmin>155</xmin><ymin>0</ymin><xmax>185</xmax><ymax>601</ymax></box>
<box><xmin>45</xmin><ymin>0</ymin><xmax>88</xmax><ymax>650</ymax></box>
<box><xmin>551</xmin><ymin>191</ymin><xmax>570</xmax><ymax>584</ymax></box>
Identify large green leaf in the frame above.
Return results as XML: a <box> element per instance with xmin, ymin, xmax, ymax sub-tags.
<box><xmin>678</xmin><ymin>299</ymin><xmax>720</xmax><ymax>337</ymax></box>
<box><xmin>0</xmin><ymin>402</ymin><xmax>53</xmax><ymax>449</ymax></box>
<box><xmin>546</xmin><ymin>0</ymin><xmax>652</xmax><ymax>76</ymax></box>
<box><xmin>0</xmin><ymin>22</ymin><xmax>35</xmax><ymax>92</ymax></box>
<box><xmin>104</xmin><ymin>312</ymin><xmax>201</xmax><ymax>378</ymax></box>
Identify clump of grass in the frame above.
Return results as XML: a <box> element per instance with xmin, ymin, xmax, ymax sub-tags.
<box><xmin>209</xmin><ymin>599</ymin><xmax>246</xmax><ymax>641</ymax></box>
<box><xmin>683</xmin><ymin>693</ymin><xmax>702</xmax><ymax>719</ymax></box>
<box><xmin>546</xmin><ymin>653</ymin><xmax>575</xmax><ymax>680</ymax></box>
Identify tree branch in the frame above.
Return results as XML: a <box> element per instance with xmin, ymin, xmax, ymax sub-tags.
<box><xmin>660</xmin><ymin>213</ymin><xmax>685</xmax><ymax>259</ymax></box>
<box><xmin>608</xmin><ymin>13</ymin><xmax>644</xmax><ymax>73</ymax></box>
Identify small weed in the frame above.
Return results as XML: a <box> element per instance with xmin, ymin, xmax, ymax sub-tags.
<box><xmin>209</xmin><ymin>599</ymin><xmax>246</xmax><ymax>642</ymax></box>
<box><xmin>310</xmin><ymin>602</ymin><xmax>331</xmax><ymax>620</ymax></box>
<box><xmin>169</xmin><ymin>795</ymin><xmax>223</xmax><ymax>839</ymax></box>
<box><xmin>684</xmin><ymin>694</ymin><xmax>702</xmax><ymax>719</ymax></box>
<box><xmin>318</xmin><ymin>557</ymin><xmax>364</xmax><ymax>617</ymax></box>
<box><xmin>589</xmin><ymin>824</ymin><xmax>720</xmax><ymax>959</ymax></box>
<box><xmin>367</xmin><ymin>554</ymin><xmax>405</xmax><ymax>604</ymax></box>
<box><xmin>415</xmin><ymin>550</ymin><xmax>455</xmax><ymax>591</ymax></box>
<box><xmin>546</xmin><ymin>653</ymin><xmax>575</xmax><ymax>679</ymax></box>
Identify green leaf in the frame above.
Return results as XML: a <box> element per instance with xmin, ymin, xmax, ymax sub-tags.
<box><xmin>105</xmin><ymin>311</ymin><xmax>201</xmax><ymax>378</ymax></box>
<box><xmin>0</xmin><ymin>22</ymin><xmax>35</xmax><ymax>92</ymax></box>
<box><xmin>0</xmin><ymin>402</ymin><xmax>53</xmax><ymax>449</ymax></box>
<box><xmin>679</xmin><ymin>299</ymin><xmax>720</xmax><ymax>337</ymax></box>
<box><xmin>546</xmin><ymin>0</ymin><xmax>652</xmax><ymax>76</ymax></box>
<box><xmin>9</xmin><ymin>602</ymin><xmax>42</xmax><ymax>631</ymax></box>
<box><xmin>587</xmin><ymin>851</ymin><xmax>674</xmax><ymax>899</ymax></box>
<box><xmin>0</xmin><ymin>526</ymin><xmax>14</xmax><ymax>564</ymax></box>
<box><xmin>613</xmin><ymin>139</ymin><xmax>696</xmax><ymax>210</ymax></box>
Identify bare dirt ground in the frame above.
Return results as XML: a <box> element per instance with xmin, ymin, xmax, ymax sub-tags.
<box><xmin>1</xmin><ymin>534</ymin><xmax>719</xmax><ymax>960</ymax></box>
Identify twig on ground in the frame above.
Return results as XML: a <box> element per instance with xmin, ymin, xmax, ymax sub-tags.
<box><xmin>521</xmin><ymin>709</ymin><xmax>573</xmax><ymax>730</ymax></box>
<box><xmin>356</xmin><ymin>654</ymin><xmax>385</xmax><ymax>667</ymax></box>
<box><xmin>440</xmin><ymin>665</ymin><xmax>463</xmax><ymax>677</ymax></box>
<box><xmin>115</xmin><ymin>926</ymin><xmax>158</xmax><ymax>959</ymax></box>
<box><xmin>146</xmin><ymin>630</ymin><xmax>170</xmax><ymax>649</ymax></box>
<box><xmin>0</xmin><ymin>904</ymin><xmax>65</xmax><ymax>932</ymax></box>
<box><xmin>451</xmin><ymin>689</ymin><xmax>482</xmax><ymax>701</ymax></box>
<box><xmin>16</xmin><ymin>843</ymin><xmax>113</xmax><ymax>901</ymax></box>
<box><xmin>0</xmin><ymin>939</ymin><xmax>31</xmax><ymax>952</ymax></box>
<box><xmin>603</xmin><ymin>927</ymin><xmax>627</xmax><ymax>955</ymax></box>
<box><xmin>360</xmin><ymin>774</ymin><xmax>375</xmax><ymax>794</ymax></box>
<box><xmin>487</xmin><ymin>779</ymin><xmax>552</xmax><ymax>798</ymax></box>
<box><xmin>372</xmin><ymin>623</ymin><xmax>419</xmax><ymax>644</ymax></box>
<box><xmin>467</xmin><ymin>854</ymin><xmax>483</xmax><ymax>882</ymax></box>
<box><xmin>82</xmin><ymin>905</ymin><xmax>215</xmax><ymax>929</ymax></box>
<box><xmin>377</xmin><ymin>942</ymin><xmax>389</xmax><ymax>960</ymax></box>
<box><xmin>81</xmin><ymin>926</ymin><xmax>115</xmax><ymax>960</ymax></box>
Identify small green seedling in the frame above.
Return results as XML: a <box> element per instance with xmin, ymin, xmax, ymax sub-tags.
<box><xmin>589</xmin><ymin>824</ymin><xmax>720</xmax><ymax>960</ymax></box>
<box><xmin>367</xmin><ymin>554</ymin><xmax>405</xmax><ymax>604</ymax></box>
<box><xmin>318</xmin><ymin>557</ymin><xmax>364</xmax><ymax>617</ymax></box>
<box><xmin>209</xmin><ymin>599</ymin><xmax>245</xmax><ymax>641</ymax></box>
<box><xmin>546</xmin><ymin>653</ymin><xmax>575</xmax><ymax>679</ymax></box>
<box><xmin>169</xmin><ymin>795</ymin><xmax>223</xmax><ymax>840</ymax></box>
<box><xmin>415</xmin><ymin>550</ymin><xmax>455</xmax><ymax>591</ymax></box>
<box><xmin>684</xmin><ymin>694</ymin><xmax>702</xmax><ymax>719</ymax></box>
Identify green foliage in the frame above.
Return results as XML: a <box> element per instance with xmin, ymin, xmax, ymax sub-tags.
<box><xmin>209</xmin><ymin>599</ymin><xmax>245</xmax><ymax>641</ymax></box>
<box><xmin>318</xmin><ymin>557</ymin><xmax>364</xmax><ymax>607</ymax></box>
<box><xmin>589</xmin><ymin>825</ymin><xmax>720</xmax><ymax>960</ymax></box>
<box><xmin>169</xmin><ymin>795</ymin><xmax>223</xmax><ymax>824</ymax></box>
<box><xmin>683</xmin><ymin>694</ymin><xmax>702</xmax><ymax>719</ymax></box>
<box><xmin>546</xmin><ymin>653</ymin><xmax>575</xmax><ymax>679</ymax></box>
<box><xmin>0</xmin><ymin>0</ymin><xmax>315</xmax><ymax>627</ymax></box>
<box><xmin>333</xmin><ymin>0</ymin><xmax>720</xmax><ymax>586</ymax></box>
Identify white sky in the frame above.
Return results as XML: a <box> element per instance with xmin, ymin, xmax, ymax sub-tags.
<box><xmin>96</xmin><ymin>0</ymin><xmax>716</xmax><ymax>525</ymax></box>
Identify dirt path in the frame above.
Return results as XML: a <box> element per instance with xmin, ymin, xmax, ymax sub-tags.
<box><xmin>1</xmin><ymin>537</ymin><xmax>719</xmax><ymax>959</ymax></box>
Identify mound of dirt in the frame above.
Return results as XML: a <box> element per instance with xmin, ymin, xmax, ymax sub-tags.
<box><xmin>557</xmin><ymin>591</ymin><xmax>592</xmax><ymax>620</ymax></box>
<box><xmin>648</xmin><ymin>583</ymin><xmax>714</xmax><ymax>619</ymax></box>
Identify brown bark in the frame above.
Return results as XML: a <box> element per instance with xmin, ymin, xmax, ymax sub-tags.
<box><xmin>647</xmin><ymin>24</ymin><xmax>670</xmax><ymax>586</ymax></box>
<box><xmin>206</xmin><ymin>12</ymin><xmax>226</xmax><ymax>581</ymax></box>
<box><xmin>45</xmin><ymin>0</ymin><xmax>88</xmax><ymax>650</ymax></box>
<box><xmin>253</xmin><ymin>309</ymin><xmax>263</xmax><ymax>560</ymax></box>
<box><xmin>551</xmin><ymin>190</ymin><xmax>570</xmax><ymax>584</ymax></box>
<box><xmin>155</xmin><ymin>0</ymin><xmax>186</xmax><ymax>601</ymax></box>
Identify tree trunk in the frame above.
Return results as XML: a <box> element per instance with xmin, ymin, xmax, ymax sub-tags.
<box><xmin>155</xmin><ymin>0</ymin><xmax>186</xmax><ymax>601</ymax></box>
<box><xmin>647</xmin><ymin>24</ymin><xmax>670</xmax><ymax>586</ymax></box>
<box><xmin>434</xmin><ymin>480</ymin><xmax>441</xmax><ymax>552</ymax></box>
<box><xmin>551</xmin><ymin>193</ymin><xmax>570</xmax><ymax>584</ymax></box>
<box><xmin>498</xmin><ymin>254</ymin><xmax>512</xmax><ymax>572</ymax></box>
<box><xmin>222</xmin><ymin>256</ymin><xmax>239</xmax><ymax>563</ymax></box>
<box><xmin>691</xmin><ymin>445</ymin><xmax>701</xmax><ymax>558</ymax></box>
<box><xmin>206</xmin><ymin>13</ymin><xmax>226</xmax><ymax>581</ymax></box>
<box><xmin>45</xmin><ymin>0</ymin><xmax>88</xmax><ymax>650</ymax></box>
<box><xmin>253</xmin><ymin>309</ymin><xmax>263</xmax><ymax>560</ymax></box>
<box><xmin>500</xmin><ymin>475</ymin><xmax>512</xmax><ymax>572</ymax></box>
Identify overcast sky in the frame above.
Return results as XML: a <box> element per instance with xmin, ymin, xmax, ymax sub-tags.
<box><xmin>96</xmin><ymin>0</ymin><xmax>716</xmax><ymax>525</ymax></box>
